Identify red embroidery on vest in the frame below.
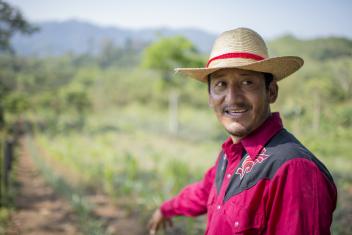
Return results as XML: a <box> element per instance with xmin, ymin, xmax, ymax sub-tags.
<box><xmin>235</xmin><ymin>148</ymin><xmax>270</xmax><ymax>179</ymax></box>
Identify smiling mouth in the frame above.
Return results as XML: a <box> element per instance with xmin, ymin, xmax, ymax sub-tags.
<box><xmin>223</xmin><ymin>108</ymin><xmax>249</xmax><ymax>117</ymax></box>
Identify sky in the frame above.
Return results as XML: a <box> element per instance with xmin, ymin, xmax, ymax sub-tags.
<box><xmin>7</xmin><ymin>0</ymin><xmax>352</xmax><ymax>39</ymax></box>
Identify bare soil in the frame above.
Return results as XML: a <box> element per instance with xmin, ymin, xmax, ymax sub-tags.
<box><xmin>6</xmin><ymin>139</ymin><xmax>147</xmax><ymax>235</ymax></box>
<box><xmin>6</xmin><ymin>141</ymin><xmax>82</xmax><ymax>235</ymax></box>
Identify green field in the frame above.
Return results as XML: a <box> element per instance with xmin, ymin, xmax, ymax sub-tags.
<box><xmin>1</xmin><ymin>35</ymin><xmax>352</xmax><ymax>234</ymax></box>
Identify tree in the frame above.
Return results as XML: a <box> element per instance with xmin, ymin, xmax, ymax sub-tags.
<box><xmin>142</xmin><ymin>36</ymin><xmax>203</xmax><ymax>82</ymax></box>
<box><xmin>142</xmin><ymin>36</ymin><xmax>203</xmax><ymax>134</ymax></box>
<box><xmin>0</xmin><ymin>0</ymin><xmax>37</xmax><ymax>129</ymax></box>
<box><xmin>62</xmin><ymin>86</ymin><xmax>91</xmax><ymax>131</ymax></box>
<box><xmin>0</xmin><ymin>0</ymin><xmax>38</xmax><ymax>52</ymax></box>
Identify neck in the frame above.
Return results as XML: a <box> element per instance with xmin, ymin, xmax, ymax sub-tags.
<box><xmin>230</xmin><ymin>111</ymin><xmax>273</xmax><ymax>144</ymax></box>
<box><xmin>230</xmin><ymin>135</ymin><xmax>241</xmax><ymax>144</ymax></box>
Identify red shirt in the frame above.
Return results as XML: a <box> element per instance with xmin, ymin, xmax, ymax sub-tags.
<box><xmin>161</xmin><ymin>112</ymin><xmax>337</xmax><ymax>235</ymax></box>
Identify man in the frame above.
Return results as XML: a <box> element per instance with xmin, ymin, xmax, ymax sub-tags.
<box><xmin>148</xmin><ymin>28</ymin><xmax>337</xmax><ymax>235</ymax></box>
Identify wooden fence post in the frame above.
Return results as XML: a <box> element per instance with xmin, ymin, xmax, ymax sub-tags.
<box><xmin>0</xmin><ymin>131</ymin><xmax>3</xmax><ymax>207</ymax></box>
<box><xmin>4</xmin><ymin>139</ymin><xmax>14</xmax><ymax>190</ymax></box>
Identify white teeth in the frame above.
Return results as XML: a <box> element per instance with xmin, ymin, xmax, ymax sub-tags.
<box><xmin>228</xmin><ymin>109</ymin><xmax>246</xmax><ymax>113</ymax></box>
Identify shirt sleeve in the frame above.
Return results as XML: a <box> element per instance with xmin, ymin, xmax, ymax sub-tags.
<box><xmin>160</xmin><ymin>164</ymin><xmax>216</xmax><ymax>218</ymax></box>
<box><xmin>265</xmin><ymin>158</ymin><xmax>337</xmax><ymax>235</ymax></box>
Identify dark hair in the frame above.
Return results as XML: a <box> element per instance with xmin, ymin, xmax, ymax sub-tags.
<box><xmin>263</xmin><ymin>73</ymin><xmax>274</xmax><ymax>89</ymax></box>
<box><xmin>207</xmin><ymin>72</ymin><xmax>274</xmax><ymax>93</ymax></box>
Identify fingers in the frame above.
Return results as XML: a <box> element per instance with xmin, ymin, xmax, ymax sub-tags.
<box><xmin>148</xmin><ymin>217</ymin><xmax>159</xmax><ymax>235</ymax></box>
<box><xmin>148</xmin><ymin>209</ymin><xmax>162</xmax><ymax>235</ymax></box>
<box><xmin>148</xmin><ymin>221</ymin><xmax>158</xmax><ymax>235</ymax></box>
<box><xmin>147</xmin><ymin>208</ymin><xmax>173</xmax><ymax>235</ymax></box>
<box><xmin>167</xmin><ymin>218</ymin><xmax>173</xmax><ymax>227</ymax></box>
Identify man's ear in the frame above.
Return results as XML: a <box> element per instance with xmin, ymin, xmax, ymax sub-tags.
<box><xmin>268</xmin><ymin>81</ymin><xmax>278</xmax><ymax>103</ymax></box>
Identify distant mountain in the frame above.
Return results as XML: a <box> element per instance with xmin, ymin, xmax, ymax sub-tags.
<box><xmin>11</xmin><ymin>20</ymin><xmax>352</xmax><ymax>59</ymax></box>
<box><xmin>11</xmin><ymin>19</ymin><xmax>216</xmax><ymax>56</ymax></box>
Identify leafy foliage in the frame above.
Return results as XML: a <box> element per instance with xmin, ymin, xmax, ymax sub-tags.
<box><xmin>142</xmin><ymin>36</ymin><xmax>204</xmax><ymax>81</ymax></box>
<box><xmin>1</xmin><ymin>31</ymin><xmax>351</xmax><ymax>234</ymax></box>
<box><xmin>0</xmin><ymin>0</ymin><xmax>38</xmax><ymax>52</ymax></box>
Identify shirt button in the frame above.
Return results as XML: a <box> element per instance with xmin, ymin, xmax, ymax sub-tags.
<box><xmin>234</xmin><ymin>221</ymin><xmax>239</xmax><ymax>227</ymax></box>
<box><xmin>227</xmin><ymin>173</ymin><xmax>231</xmax><ymax>178</ymax></box>
<box><xmin>217</xmin><ymin>205</ymin><xmax>221</xmax><ymax>210</ymax></box>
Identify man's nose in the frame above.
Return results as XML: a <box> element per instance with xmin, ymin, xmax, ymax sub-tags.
<box><xmin>225</xmin><ymin>84</ymin><xmax>244</xmax><ymax>103</ymax></box>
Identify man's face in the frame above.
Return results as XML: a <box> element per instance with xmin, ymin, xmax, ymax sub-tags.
<box><xmin>208</xmin><ymin>68</ymin><xmax>278</xmax><ymax>140</ymax></box>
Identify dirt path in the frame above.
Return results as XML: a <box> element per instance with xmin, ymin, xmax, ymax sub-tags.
<box><xmin>6</xmin><ymin>141</ymin><xmax>82</xmax><ymax>235</ymax></box>
<box><xmin>34</xmin><ymin>138</ymin><xmax>147</xmax><ymax>235</ymax></box>
<box><xmin>6</xmin><ymin>138</ymin><xmax>147</xmax><ymax>235</ymax></box>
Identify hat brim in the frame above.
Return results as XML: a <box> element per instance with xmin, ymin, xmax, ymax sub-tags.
<box><xmin>175</xmin><ymin>56</ymin><xmax>304</xmax><ymax>82</ymax></box>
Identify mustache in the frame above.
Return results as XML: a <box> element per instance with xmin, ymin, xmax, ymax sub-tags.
<box><xmin>221</xmin><ymin>103</ymin><xmax>250</xmax><ymax>112</ymax></box>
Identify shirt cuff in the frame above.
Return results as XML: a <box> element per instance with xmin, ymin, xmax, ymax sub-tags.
<box><xmin>160</xmin><ymin>199</ymin><xmax>176</xmax><ymax>218</ymax></box>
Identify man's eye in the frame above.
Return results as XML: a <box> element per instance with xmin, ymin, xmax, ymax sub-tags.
<box><xmin>215</xmin><ymin>81</ymin><xmax>226</xmax><ymax>87</ymax></box>
<box><xmin>242</xmin><ymin>80</ymin><xmax>253</xmax><ymax>85</ymax></box>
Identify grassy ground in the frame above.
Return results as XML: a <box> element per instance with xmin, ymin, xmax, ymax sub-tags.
<box><xmin>26</xmin><ymin>101</ymin><xmax>352</xmax><ymax>234</ymax></box>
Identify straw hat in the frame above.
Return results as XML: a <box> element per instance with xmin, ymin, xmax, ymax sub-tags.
<box><xmin>175</xmin><ymin>27</ymin><xmax>304</xmax><ymax>82</ymax></box>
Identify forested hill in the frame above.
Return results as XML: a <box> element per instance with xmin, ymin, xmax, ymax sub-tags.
<box><xmin>11</xmin><ymin>19</ymin><xmax>216</xmax><ymax>56</ymax></box>
<box><xmin>12</xmin><ymin>19</ymin><xmax>352</xmax><ymax>62</ymax></box>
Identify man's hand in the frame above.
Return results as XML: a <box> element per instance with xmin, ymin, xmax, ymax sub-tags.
<box><xmin>148</xmin><ymin>208</ymin><xmax>173</xmax><ymax>235</ymax></box>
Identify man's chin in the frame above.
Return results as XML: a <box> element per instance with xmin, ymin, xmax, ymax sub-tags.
<box><xmin>225</xmin><ymin>127</ymin><xmax>248</xmax><ymax>140</ymax></box>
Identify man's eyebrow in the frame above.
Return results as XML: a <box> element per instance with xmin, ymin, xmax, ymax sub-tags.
<box><xmin>239</xmin><ymin>72</ymin><xmax>256</xmax><ymax>76</ymax></box>
<box><xmin>210</xmin><ymin>72</ymin><xmax>225</xmax><ymax>79</ymax></box>
<box><xmin>239</xmin><ymin>72</ymin><xmax>263</xmax><ymax>78</ymax></box>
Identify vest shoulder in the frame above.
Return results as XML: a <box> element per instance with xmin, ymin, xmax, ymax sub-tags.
<box><xmin>266</xmin><ymin>129</ymin><xmax>313</xmax><ymax>161</ymax></box>
<box><xmin>262</xmin><ymin>129</ymin><xmax>334</xmax><ymax>182</ymax></box>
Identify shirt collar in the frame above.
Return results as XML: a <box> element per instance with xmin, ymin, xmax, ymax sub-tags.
<box><xmin>222</xmin><ymin>136</ymin><xmax>244</xmax><ymax>163</ymax></box>
<box><xmin>222</xmin><ymin>112</ymin><xmax>283</xmax><ymax>161</ymax></box>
